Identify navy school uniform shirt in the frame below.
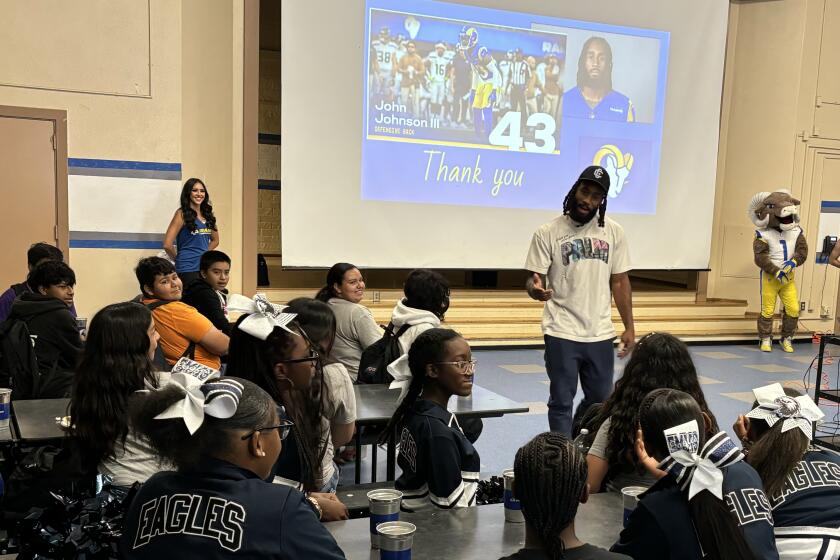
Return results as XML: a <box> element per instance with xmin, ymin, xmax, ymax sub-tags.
<box><xmin>611</xmin><ymin>461</ymin><xmax>779</xmax><ymax>560</ymax></box>
<box><xmin>770</xmin><ymin>448</ymin><xmax>840</xmax><ymax>559</ymax></box>
<box><xmin>121</xmin><ymin>457</ymin><xmax>346</xmax><ymax>559</ymax></box>
<box><xmin>395</xmin><ymin>398</ymin><xmax>481</xmax><ymax>511</ymax></box>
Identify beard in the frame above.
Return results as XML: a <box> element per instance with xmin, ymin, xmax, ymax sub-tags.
<box><xmin>578</xmin><ymin>68</ymin><xmax>611</xmax><ymax>91</ymax></box>
<box><xmin>568</xmin><ymin>203</ymin><xmax>598</xmax><ymax>224</ymax></box>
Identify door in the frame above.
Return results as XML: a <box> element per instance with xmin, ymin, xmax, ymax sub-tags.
<box><xmin>0</xmin><ymin>115</ymin><xmax>60</xmax><ymax>291</ymax></box>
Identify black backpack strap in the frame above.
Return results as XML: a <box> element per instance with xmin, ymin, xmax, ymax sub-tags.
<box><xmin>394</xmin><ymin>324</ymin><xmax>411</xmax><ymax>338</ymax></box>
<box><xmin>180</xmin><ymin>341</ymin><xmax>197</xmax><ymax>360</ymax></box>
<box><xmin>143</xmin><ymin>299</ymin><xmax>172</xmax><ymax>311</ymax></box>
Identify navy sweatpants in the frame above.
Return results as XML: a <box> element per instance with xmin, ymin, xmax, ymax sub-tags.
<box><xmin>544</xmin><ymin>335</ymin><xmax>615</xmax><ymax>435</ymax></box>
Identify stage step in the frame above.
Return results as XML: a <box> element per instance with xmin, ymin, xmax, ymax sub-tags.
<box><xmin>260</xmin><ymin>288</ymin><xmax>753</xmax><ymax>345</ymax></box>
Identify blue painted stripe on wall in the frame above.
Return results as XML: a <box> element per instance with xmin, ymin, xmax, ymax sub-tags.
<box><xmin>70</xmin><ymin>239</ymin><xmax>162</xmax><ymax>249</ymax></box>
<box><xmin>68</xmin><ymin>158</ymin><xmax>181</xmax><ymax>172</ymax></box>
<box><xmin>821</xmin><ymin>201</ymin><xmax>840</xmax><ymax>210</ymax></box>
<box><xmin>258</xmin><ymin>180</ymin><xmax>281</xmax><ymax>191</ymax></box>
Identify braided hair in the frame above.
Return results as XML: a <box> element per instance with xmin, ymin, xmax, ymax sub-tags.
<box><xmin>378</xmin><ymin>328</ymin><xmax>462</xmax><ymax>445</ymax></box>
<box><xmin>514</xmin><ymin>432</ymin><xmax>588</xmax><ymax>559</ymax></box>
<box><xmin>562</xmin><ymin>182</ymin><xmax>607</xmax><ymax>227</ymax></box>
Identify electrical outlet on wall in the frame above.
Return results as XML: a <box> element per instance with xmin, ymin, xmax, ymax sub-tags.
<box><xmin>801</xmin><ymin>301</ymin><xmax>806</xmax><ymax>312</ymax></box>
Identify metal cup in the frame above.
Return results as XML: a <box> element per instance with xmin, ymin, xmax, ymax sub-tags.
<box><xmin>377</xmin><ymin>521</ymin><xmax>416</xmax><ymax>560</ymax></box>
<box><xmin>0</xmin><ymin>388</ymin><xmax>11</xmax><ymax>429</ymax></box>
<box><xmin>368</xmin><ymin>489</ymin><xmax>403</xmax><ymax>549</ymax></box>
<box><xmin>621</xmin><ymin>486</ymin><xmax>648</xmax><ymax>527</ymax></box>
<box><xmin>502</xmin><ymin>468</ymin><xmax>524</xmax><ymax>523</ymax></box>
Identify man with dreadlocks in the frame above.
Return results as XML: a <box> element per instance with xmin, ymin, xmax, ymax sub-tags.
<box><xmin>500</xmin><ymin>432</ymin><xmax>630</xmax><ymax>560</ymax></box>
<box><xmin>525</xmin><ymin>165</ymin><xmax>634</xmax><ymax>436</ymax></box>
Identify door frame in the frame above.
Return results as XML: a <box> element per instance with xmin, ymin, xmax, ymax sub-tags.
<box><xmin>0</xmin><ymin>105</ymin><xmax>69</xmax><ymax>258</ymax></box>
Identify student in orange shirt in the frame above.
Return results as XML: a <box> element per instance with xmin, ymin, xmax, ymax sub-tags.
<box><xmin>135</xmin><ymin>257</ymin><xmax>229</xmax><ymax>369</ymax></box>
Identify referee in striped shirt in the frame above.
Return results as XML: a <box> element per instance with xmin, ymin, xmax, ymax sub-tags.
<box><xmin>509</xmin><ymin>48</ymin><xmax>531</xmax><ymax>116</ymax></box>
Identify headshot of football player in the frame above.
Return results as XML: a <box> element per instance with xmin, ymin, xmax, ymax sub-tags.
<box><xmin>562</xmin><ymin>36</ymin><xmax>635</xmax><ymax>122</ymax></box>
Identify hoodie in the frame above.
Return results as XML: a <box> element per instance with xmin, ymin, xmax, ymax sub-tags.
<box><xmin>8</xmin><ymin>292</ymin><xmax>82</xmax><ymax>372</ymax></box>
<box><xmin>389</xmin><ymin>299</ymin><xmax>442</xmax><ymax>355</ymax></box>
<box><xmin>181</xmin><ymin>278</ymin><xmax>230</xmax><ymax>335</ymax></box>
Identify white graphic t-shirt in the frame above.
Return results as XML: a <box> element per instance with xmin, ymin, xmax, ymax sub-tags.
<box><xmin>525</xmin><ymin>214</ymin><xmax>631</xmax><ymax>342</ymax></box>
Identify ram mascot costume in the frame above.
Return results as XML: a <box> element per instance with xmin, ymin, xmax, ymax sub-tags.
<box><xmin>748</xmin><ymin>190</ymin><xmax>808</xmax><ymax>352</ymax></box>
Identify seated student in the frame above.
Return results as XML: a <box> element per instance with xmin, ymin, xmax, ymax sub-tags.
<box><xmin>135</xmin><ymin>256</ymin><xmax>228</xmax><ymax>369</ymax></box>
<box><xmin>121</xmin><ymin>375</ymin><xmax>346</xmax><ymax>559</ymax></box>
<box><xmin>501</xmin><ymin>432</ymin><xmax>630</xmax><ymax>560</ymax></box>
<box><xmin>286</xmin><ymin>298</ymin><xmax>356</xmax><ymax>493</ymax></box>
<box><xmin>8</xmin><ymin>260</ymin><xmax>82</xmax><ymax>398</ymax></box>
<box><xmin>587</xmin><ymin>332</ymin><xmax>719</xmax><ymax>493</ymax></box>
<box><xmin>612</xmin><ymin>388</ymin><xmax>778</xmax><ymax>560</ymax></box>
<box><xmin>315</xmin><ymin>263</ymin><xmax>382</xmax><ymax>381</ymax></box>
<box><xmin>380</xmin><ymin>328</ymin><xmax>479</xmax><ymax>511</ymax></box>
<box><xmin>225</xmin><ymin>296</ymin><xmax>349</xmax><ymax>520</ymax></box>
<box><xmin>0</xmin><ymin>242</ymin><xmax>75</xmax><ymax>322</ymax></box>
<box><xmin>734</xmin><ymin>383</ymin><xmax>840</xmax><ymax>559</ymax></box>
<box><xmin>181</xmin><ymin>250</ymin><xmax>231</xmax><ymax>335</ymax></box>
<box><xmin>389</xmin><ymin>268</ymin><xmax>450</xmax><ymax>357</ymax></box>
<box><xmin>71</xmin><ymin>302</ymin><xmax>172</xmax><ymax>486</ymax></box>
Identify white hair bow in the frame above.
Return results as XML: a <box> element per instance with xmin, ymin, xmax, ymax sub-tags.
<box><xmin>658</xmin><ymin>420</ymin><xmax>744</xmax><ymax>500</ymax></box>
<box><xmin>746</xmin><ymin>383</ymin><xmax>824</xmax><ymax>440</ymax></box>
<box><xmin>387</xmin><ymin>354</ymin><xmax>412</xmax><ymax>402</ymax></box>
<box><xmin>226</xmin><ymin>293</ymin><xmax>298</xmax><ymax>340</ymax></box>
<box><xmin>149</xmin><ymin>360</ymin><xmax>244</xmax><ymax>434</ymax></box>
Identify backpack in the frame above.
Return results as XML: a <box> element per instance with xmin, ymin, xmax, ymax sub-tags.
<box><xmin>11</xmin><ymin>281</ymin><xmax>29</xmax><ymax>297</ymax></box>
<box><xmin>357</xmin><ymin>322</ymin><xmax>410</xmax><ymax>384</ymax></box>
<box><xmin>0</xmin><ymin>317</ymin><xmax>41</xmax><ymax>398</ymax></box>
<box><xmin>141</xmin><ymin>298</ymin><xmax>196</xmax><ymax>372</ymax></box>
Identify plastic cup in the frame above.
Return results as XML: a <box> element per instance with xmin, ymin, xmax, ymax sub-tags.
<box><xmin>0</xmin><ymin>388</ymin><xmax>10</xmax><ymax>429</ymax></box>
<box><xmin>377</xmin><ymin>521</ymin><xmax>416</xmax><ymax>560</ymax></box>
<box><xmin>621</xmin><ymin>486</ymin><xmax>647</xmax><ymax>527</ymax></box>
<box><xmin>368</xmin><ymin>489</ymin><xmax>402</xmax><ymax>549</ymax></box>
<box><xmin>502</xmin><ymin>468</ymin><xmax>524</xmax><ymax>523</ymax></box>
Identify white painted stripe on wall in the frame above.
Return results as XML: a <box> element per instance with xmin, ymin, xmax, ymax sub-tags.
<box><xmin>69</xmin><ymin>175</ymin><xmax>180</xmax><ymax>233</ymax></box>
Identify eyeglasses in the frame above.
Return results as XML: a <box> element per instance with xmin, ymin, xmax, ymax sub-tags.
<box><xmin>278</xmin><ymin>348</ymin><xmax>320</xmax><ymax>364</ymax></box>
<box><xmin>434</xmin><ymin>359</ymin><xmax>477</xmax><ymax>373</ymax></box>
<box><xmin>241</xmin><ymin>419</ymin><xmax>295</xmax><ymax>441</ymax></box>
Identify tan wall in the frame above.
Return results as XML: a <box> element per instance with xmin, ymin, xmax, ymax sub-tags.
<box><xmin>708</xmin><ymin>0</ymin><xmax>840</xmax><ymax>332</ymax></box>
<box><xmin>0</xmin><ymin>0</ymin><xmax>245</xmax><ymax>317</ymax></box>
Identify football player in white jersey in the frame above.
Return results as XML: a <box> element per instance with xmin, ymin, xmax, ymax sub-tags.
<box><xmin>371</xmin><ymin>26</ymin><xmax>398</xmax><ymax>96</ymax></box>
<box><xmin>426</xmin><ymin>43</ymin><xmax>450</xmax><ymax>124</ymax></box>
<box><xmin>497</xmin><ymin>50</ymin><xmax>513</xmax><ymax>110</ymax></box>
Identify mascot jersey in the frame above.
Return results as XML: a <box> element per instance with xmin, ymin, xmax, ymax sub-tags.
<box><xmin>755</xmin><ymin>227</ymin><xmax>803</xmax><ymax>269</ymax></box>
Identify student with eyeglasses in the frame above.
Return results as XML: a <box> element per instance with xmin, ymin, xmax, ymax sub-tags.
<box><xmin>122</xmin><ymin>375</ymin><xmax>346</xmax><ymax>559</ymax></box>
<box><xmin>225</xmin><ymin>297</ymin><xmax>349</xmax><ymax>521</ymax></box>
<box><xmin>379</xmin><ymin>328</ymin><xmax>480</xmax><ymax>511</ymax></box>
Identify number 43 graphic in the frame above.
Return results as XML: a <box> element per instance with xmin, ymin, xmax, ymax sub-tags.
<box><xmin>489</xmin><ymin>112</ymin><xmax>556</xmax><ymax>153</ymax></box>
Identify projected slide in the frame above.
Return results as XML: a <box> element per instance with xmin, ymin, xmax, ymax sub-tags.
<box><xmin>362</xmin><ymin>0</ymin><xmax>669</xmax><ymax>214</ymax></box>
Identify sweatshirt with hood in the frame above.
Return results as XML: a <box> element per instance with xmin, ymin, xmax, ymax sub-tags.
<box><xmin>389</xmin><ymin>299</ymin><xmax>442</xmax><ymax>356</ymax></box>
<box><xmin>9</xmin><ymin>292</ymin><xmax>82</xmax><ymax>372</ymax></box>
<box><xmin>181</xmin><ymin>278</ymin><xmax>230</xmax><ymax>335</ymax></box>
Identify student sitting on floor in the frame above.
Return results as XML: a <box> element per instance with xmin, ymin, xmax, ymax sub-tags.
<box><xmin>121</xmin><ymin>376</ymin><xmax>346</xmax><ymax>559</ymax></box>
<box><xmin>181</xmin><ymin>250</ymin><xmax>231</xmax><ymax>335</ymax></box>
<box><xmin>225</xmin><ymin>296</ymin><xmax>349</xmax><ymax>520</ymax></box>
<box><xmin>500</xmin><ymin>432</ymin><xmax>630</xmax><ymax>560</ymax></box>
<box><xmin>286</xmin><ymin>298</ymin><xmax>356</xmax><ymax>493</ymax></box>
<box><xmin>734</xmin><ymin>383</ymin><xmax>840</xmax><ymax>559</ymax></box>
<box><xmin>135</xmin><ymin>256</ymin><xmax>228</xmax><ymax>369</ymax></box>
<box><xmin>381</xmin><ymin>328</ymin><xmax>479</xmax><ymax>511</ymax></box>
<box><xmin>586</xmin><ymin>332</ymin><xmax>719</xmax><ymax>493</ymax></box>
<box><xmin>7</xmin><ymin>260</ymin><xmax>82</xmax><ymax>398</ymax></box>
<box><xmin>71</xmin><ymin>302</ymin><xmax>173</xmax><ymax>486</ymax></box>
<box><xmin>0</xmin><ymin>242</ymin><xmax>75</xmax><ymax>322</ymax></box>
<box><xmin>612</xmin><ymin>388</ymin><xmax>778</xmax><ymax>560</ymax></box>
